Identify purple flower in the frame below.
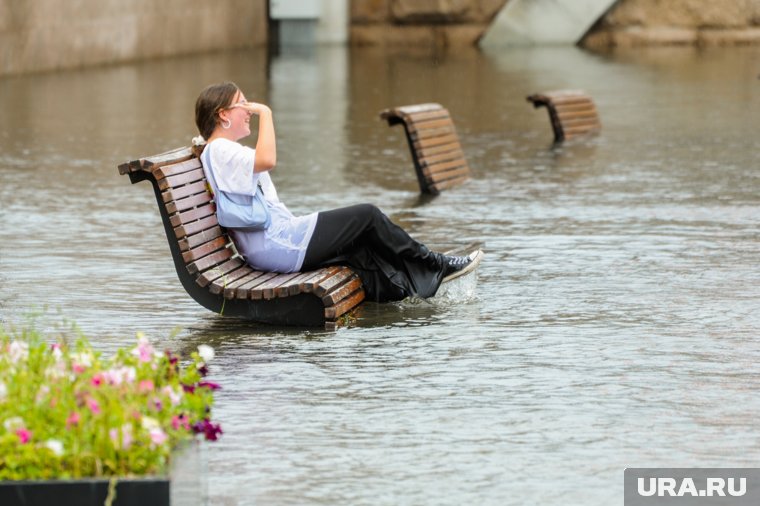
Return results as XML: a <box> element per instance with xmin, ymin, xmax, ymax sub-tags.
<box><xmin>198</xmin><ymin>381</ymin><xmax>221</xmax><ymax>391</ymax></box>
<box><xmin>192</xmin><ymin>419</ymin><xmax>223</xmax><ymax>441</ymax></box>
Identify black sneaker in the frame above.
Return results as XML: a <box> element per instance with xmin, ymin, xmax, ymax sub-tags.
<box><xmin>442</xmin><ymin>250</ymin><xmax>484</xmax><ymax>283</ymax></box>
<box><xmin>442</xmin><ymin>255</ymin><xmax>472</xmax><ymax>279</ymax></box>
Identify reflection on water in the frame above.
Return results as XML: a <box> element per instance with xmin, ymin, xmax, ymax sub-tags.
<box><xmin>2</xmin><ymin>45</ymin><xmax>760</xmax><ymax>505</ymax></box>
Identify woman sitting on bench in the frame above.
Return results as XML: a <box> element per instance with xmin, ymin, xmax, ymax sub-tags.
<box><xmin>194</xmin><ymin>81</ymin><xmax>476</xmax><ymax>303</ymax></box>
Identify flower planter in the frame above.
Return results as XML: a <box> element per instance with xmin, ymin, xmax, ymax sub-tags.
<box><xmin>0</xmin><ymin>440</ymin><xmax>206</xmax><ymax>506</ymax></box>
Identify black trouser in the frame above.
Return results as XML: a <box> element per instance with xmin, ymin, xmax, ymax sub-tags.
<box><xmin>302</xmin><ymin>204</ymin><xmax>445</xmax><ymax>302</ymax></box>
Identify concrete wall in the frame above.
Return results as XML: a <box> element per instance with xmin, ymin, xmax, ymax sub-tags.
<box><xmin>350</xmin><ymin>0</ymin><xmax>760</xmax><ymax>48</ymax></box>
<box><xmin>350</xmin><ymin>0</ymin><xmax>507</xmax><ymax>47</ymax></box>
<box><xmin>583</xmin><ymin>0</ymin><xmax>760</xmax><ymax>48</ymax></box>
<box><xmin>0</xmin><ymin>0</ymin><xmax>268</xmax><ymax>76</ymax></box>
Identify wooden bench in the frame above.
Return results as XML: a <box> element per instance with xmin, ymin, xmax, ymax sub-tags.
<box><xmin>526</xmin><ymin>90</ymin><xmax>601</xmax><ymax>142</ymax></box>
<box><xmin>380</xmin><ymin>103</ymin><xmax>471</xmax><ymax>195</ymax></box>
<box><xmin>117</xmin><ymin>146</ymin><xmax>365</xmax><ymax>329</ymax></box>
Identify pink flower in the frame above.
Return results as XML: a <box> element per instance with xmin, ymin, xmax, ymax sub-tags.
<box><xmin>86</xmin><ymin>397</ymin><xmax>101</xmax><ymax>415</ymax></box>
<box><xmin>66</xmin><ymin>411</ymin><xmax>80</xmax><ymax>429</ymax></box>
<box><xmin>132</xmin><ymin>336</ymin><xmax>156</xmax><ymax>364</ymax></box>
<box><xmin>138</xmin><ymin>379</ymin><xmax>155</xmax><ymax>393</ymax></box>
<box><xmin>91</xmin><ymin>373</ymin><xmax>105</xmax><ymax>387</ymax></box>
<box><xmin>149</xmin><ymin>427</ymin><xmax>168</xmax><ymax>446</ymax></box>
<box><xmin>109</xmin><ymin>424</ymin><xmax>133</xmax><ymax>450</ymax></box>
<box><xmin>151</xmin><ymin>397</ymin><xmax>163</xmax><ymax>412</ymax></box>
<box><xmin>16</xmin><ymin>428</ymin><xmax>32</xmax><ymax>444</ymax></box>
<box><xmin>171</xmin><ymin>414</ymin><xmax>191</xmax><ymax>431</ymax></box>
<box><xmin>72</xmin><ymin>363</ymin><xmax>86</xmax><ymax>374</ymax></box>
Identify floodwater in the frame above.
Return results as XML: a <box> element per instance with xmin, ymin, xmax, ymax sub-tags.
<box><xmin>1</xmin><ymin>44</ymin><xmax>759</xmax><ymax>505</ymax></box>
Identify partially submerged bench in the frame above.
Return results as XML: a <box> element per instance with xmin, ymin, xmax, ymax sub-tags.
<box><xmin>380</xmin><ymin>103</ymin><xmax>471</xmax><ymax>195</ymax></box>
<box><xmin>117</xmin><ymin>146</ymin><xmax>365</xmax><ymax>329</ymax></box>
<box><xmin>526</xmin><ymin>90</ymin><xmax>601</xmax><ymax>142</ymax></box>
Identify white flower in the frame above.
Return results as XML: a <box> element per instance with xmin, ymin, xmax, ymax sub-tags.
<box><xmin>0</xmin><ymin>382</ymin><xmax>7</xmax><ymax>403</ymax></box>
<box><xmin>8</xmin><ymin>341</ymin><xmax>29</xmax><ymax>363</ymax></box>
<box><xmin>141</xmin><ymin>416</ymin><xmax>160</xmax><ymax>431</ymax></box>
<box><xmin>44</xmin><ymin>439</ymin><xmax>64</xmax><ymax>456</ymax></box>
<box><xmin>191</xmin><ymin>135</ymin><xmax>205</xmax><ymax>146</ymax></box>
<box><xmin>3</xmin><ymin>416</ymin><xmax>24</xmax><ymax>432</ymax></box>
<box><xmin>104</xmin><ymin>366</ymin><xmax>136</xmax><ymax>386</ymax></box>
<box><xmin>35</xmin><ymin>384</ymin><xmax>50</xmax><ymax>403</ymax></box>
<box><xmin>162</xmin><ymin>385</ymin><xmax>183</xmax><ymax>406</ymax></box>
<box><xmin>71</xmin><ymin>351</ymin><xmax>93</xmax><ymax>368</ymax></box>
<box><xmin>197</xmin><ymin>344</ymin><xmax>215</xmax><ymax>363</ymax></box>
<box><xmin>51</xmin><ymin>344</ymin><xmax>64</xmax><ymax>362</ymax></box>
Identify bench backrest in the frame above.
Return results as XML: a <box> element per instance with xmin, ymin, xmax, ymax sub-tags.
<box><xmin>527</xmin><ymin>90</ymin><xmax>601</xmax><ymax>142</ymax></box>
<box><xmin>380</xmin><ymin>103</ymin><xmax>471</xmax><ymax>195</ymax></box>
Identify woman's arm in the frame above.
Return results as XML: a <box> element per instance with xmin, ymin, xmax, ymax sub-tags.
<box><xmin>244</xmin><ymin>102</ymin><xmax>276</xmax><ymax>173</ymax></box>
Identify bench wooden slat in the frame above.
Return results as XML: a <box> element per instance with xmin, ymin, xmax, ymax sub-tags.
<box><xmin>563</xmin><ymin>125</ymin><xmax>601</xmax><ymax>139</ymax></box>
<box><xmin>174</xmin><ymin>214</ymin><xmax>218</xmax><ymax>240</ymax></box>
<box><xmin>208</xmin><ymin>265</ymin><xmax>255</xmax><ymax>295</ymax></box>
<box><xmin>223</xmin><ymin>270</ymin><xmax>269</xmax><ymax>299</ymax></box>
<box><xmin>187</xmin><ymin>247</ymin><xmax>234</xmax><ymax>276</ymax></box>
<box><xmin>420</xmin><ymin>156</ymin><xmax>468</xmax><ymax>173</ymax></box>
<box><xmin>416</xmin><ymin>141</ymin><xmax>463</xmax><ymax>159</ymax></box>
<box><xmin>181</xmin><ymin>236</ymin><xmax>228</xmax><ymax>264</ymax></box>
<box><xmin>166</xmin><ymin>192</ymin><xmax>214</xmax><ymax>215</ymax></box>
<box><xmin>235</xmin><ymin>272</ymin><xmax>280</xmax><ymax>299</ymax></box>
<box><xmin>405</xmin><ymin>110</ymin><xmax>451</xmax><ymax>123</ymax></box>
<box><xmin>325</xmin><ymin>289</ymin><xmax>366</xmax><ymax>320</ymax></box>
<box><xmin>285</xmin><ymin>269</ymin><xmax>335</xmax><ymax>296</ymax></box>
<box><xmin>321</xmin><ymin>275</ymin><xmax>363</xmax><ymax>306</ymax></box>
<box><xmin>158</xmin><ymin>167</ymin><xmax>206</xmax><ymax>191</ymax></box>
<box><xmin>251</xmin><ymin>272</ymin><xmax>303</xmax><ymax>300</ymax></box>
<box><xmin>413</xmin><ymin>133</ymin><xmax>460</xmax><ymax>152</ymax></box>
<box><xmin>179</xmin><ymin>226</ymin><xmax>224</xmax><ymax>252</ymax></box>
<box><xmin>169</xmin><ymin>202</ymin><xmax>216</xmax><ymax>228</ymax></box>
<box><xmin>556</xmin><ymin>112</ymin><xmax>599</xmax><ymax>124</ymax></box>
<box><xmin>273</xmin><ymin>270</ymin><xmax>322</xmax><ymax>297</ymax></box>
<box><xmin>153</xmin><ymin>158</ymin><xmax>202</xmax><ymax>180</ymax></box>
<box><xmin>313</xmin><ymin>268</ymin><xmax>355</xmax><ymax>297</ymax></box>
<box><xmin>554</xmin><ymin>102</ymin><xmax>597</xmax><ymax>113</ymax></box>
<box><xmin>558</xmin><ymin>117</ymin><xmax>601</xmax><ymax>129</ymax></box>
<box><xmin>408</xmin><ymin>117</ymin><xmax>456</xmax><ymax>133</ymax></box>
<box><xmin>303</xmin><ymin>266</ymin><xmax>343</xmax><ymax>293</ymax></box>
<box><xmin>417</xmin><ymin>148</ymin><xmax>465</xmax><ymax>167</ymax></box>
<box><xmin>118</xmin><ymin>146</ymin><xmax>195</xmax><ymax>175</ymax></box>
<box><xmin>409</xmin><ymin>125</ymin><xmax>455</xmax><ymax>142</ymax></box>
<box><xmin>166</xmin><ymin>192</ymin><xmax>213</xmax><ymax>215</ymax></box>
<box><xmin>162</xmin><ymin>181</ymin><xmax>207</xmax><ymax>203</ymax></box>
<box><xmin>196</xmin><ymin>258</ymin><xmax>245</xmax><ymax>288</ymax></box>
<box><xmin>425</xmin><ymin>166</ymin><xmax>471</xmax><ymax>186</ymax></box>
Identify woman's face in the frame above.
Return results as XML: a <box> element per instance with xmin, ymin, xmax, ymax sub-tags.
<box><xmin>224</xmin><ymin>90</ymin><xmax>252</xmax><ymax>140</ymax></box>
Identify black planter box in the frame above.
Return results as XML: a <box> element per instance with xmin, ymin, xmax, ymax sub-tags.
<box><xmin>0</xmin><ymin>478</ymin><xmax>169</xmax><ymax>506</ymax></box>
<box><xmin>0</xmin><ymin>441</ymin><xmax>205</xmax><ymax>506</ymax></box>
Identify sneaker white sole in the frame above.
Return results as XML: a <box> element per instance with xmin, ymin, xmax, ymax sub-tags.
<box><xmin>442</xmin><ymin>249</ymin><xmax>483</xmax><ymax>283</ymax></box>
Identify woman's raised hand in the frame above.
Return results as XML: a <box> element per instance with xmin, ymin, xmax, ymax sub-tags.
<box><xmin>235</xmin><ymin>101</ymin><xmax>271</xmax><ymax>116</ymax></box>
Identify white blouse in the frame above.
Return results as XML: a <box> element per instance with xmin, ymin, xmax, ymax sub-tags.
<box><xmin>201</xmin><ymin>138</ymin><xmax>317</xmax><ymax>273</ymax></box>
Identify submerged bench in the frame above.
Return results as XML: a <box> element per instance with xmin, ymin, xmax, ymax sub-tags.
<box><xmin>380</xmin><ymin>103</ymin><xmax>471</xmax><ymax>195</ymax></box>
<box><xmin>526</xmin><ymin>90</ymin><xmax>601</xmax><ymax>142</ymax></box>
<box><xmin>117</xmin><ymin>146</ymin><xmax>365</xmax><ymax>329</ymax></box>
